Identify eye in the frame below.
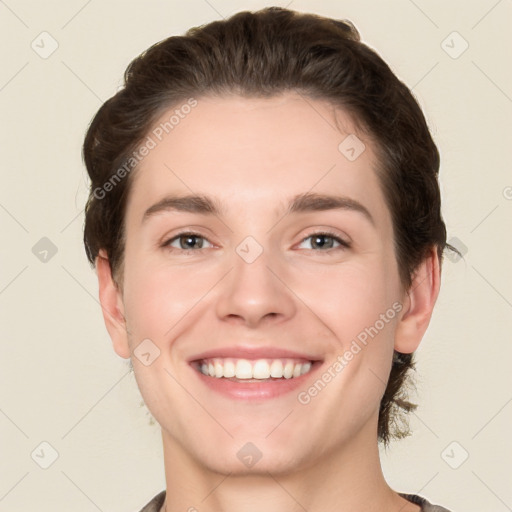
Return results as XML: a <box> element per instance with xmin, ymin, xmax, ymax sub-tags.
<box><xmin>161</xmin><ymin>230</ymin><xmax>350</xmax><ymax>254</ymax></box>
<box><xmin>162</xmin><ymin>232</ymin><xmax>213</xmax><ymax>252</ymax></box>
<box><xmin>297</xmin><ymin>232</ymin><xmax>350</xmax><ymax>251</ymax></box>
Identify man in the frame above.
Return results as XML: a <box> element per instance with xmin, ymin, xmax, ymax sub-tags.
<box><xmin>83</xmin><ymin>7</ymin><xmax>454</xmax><ymax>511</ymax></box>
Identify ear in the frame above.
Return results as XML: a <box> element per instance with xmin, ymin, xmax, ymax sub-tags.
<box><xmin>95</xmin><ymin>249</ymin><xmax>131</xmax><ymax>359</ymax></box>
<box><xmin>394</xmin><ymin>246</ymin><xmax>441</xmax><ymax>353</ymax></box>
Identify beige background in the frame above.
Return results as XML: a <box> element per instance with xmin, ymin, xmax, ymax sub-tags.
<box><xmin>1</xmin><ymin>0</ymin><xmax>511</xmax><ymax>510</ymax></box>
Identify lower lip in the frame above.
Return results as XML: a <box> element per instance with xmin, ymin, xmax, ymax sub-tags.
<box><xmin>190</xmin><ymin>362</ymin><xmax>322</xmax><ymax>400</ymax></box>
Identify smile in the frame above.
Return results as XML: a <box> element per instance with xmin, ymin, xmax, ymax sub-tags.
<box><xmin>196</xmin><ymin>357</ymin><xmax>314</xmax><ymax>380</ymax></box>
<box><xmin>190</xmin><ymin>356</ymin><xmax>322</xmax><ymax>400</ymax></box>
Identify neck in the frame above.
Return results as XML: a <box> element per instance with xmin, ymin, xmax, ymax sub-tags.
<box><xmin>158</xmin><ymin>420</ymin><xmax>420</xmax><ymax>512</ymax></box>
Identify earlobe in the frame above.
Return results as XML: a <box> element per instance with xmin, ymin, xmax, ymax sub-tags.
<box><xmin>394</xmin><ymin>247</ymin><xmax>441</xmax><ymax>354</ymax></box>
<box><xmin>95</xmin><ymin>249</ymin><xmax>131</xmax><ymax>359</ymax></box>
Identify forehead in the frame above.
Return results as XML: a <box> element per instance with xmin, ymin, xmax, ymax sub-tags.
<box><xmin>125</xmin><ymin>92</ymin><xmax>389</xmax><ymax>227</ymax></box>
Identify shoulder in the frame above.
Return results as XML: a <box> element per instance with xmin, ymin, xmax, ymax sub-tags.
<box><xmin>137</xmin><ymin>490</ymin><xmax>166</xmax><ymax>512</ymax></box>
<box><xmin>399</xmin><ymin>492</ymin><xmax>454</xmax><ymax>511</ymax></box>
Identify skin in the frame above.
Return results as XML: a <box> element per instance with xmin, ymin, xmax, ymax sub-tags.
<box><xmin>96</xmin><ymin>92</ymin><xmax>440</xmax><ymax>512</ymax></box>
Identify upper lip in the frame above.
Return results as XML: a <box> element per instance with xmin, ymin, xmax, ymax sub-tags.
<box><xmin>188</xmin><ymin>346</ymin><xmax>323</xmax><ymax>362</ymax></box>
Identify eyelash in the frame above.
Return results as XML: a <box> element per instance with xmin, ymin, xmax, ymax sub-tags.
<box><xmin>161</xmin><ymin>230</ymin><xmax>351</xmax><ymax>254</ymax></box>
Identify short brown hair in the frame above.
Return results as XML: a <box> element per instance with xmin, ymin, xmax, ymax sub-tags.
<box><xmin>82</xmin><ymin>7</ymin><xmax>453</xmax><ymax>444</ymax></box>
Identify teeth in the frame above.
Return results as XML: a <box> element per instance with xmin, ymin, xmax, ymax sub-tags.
<box><xmin>252</xmin><ymin>359</ymin><xmax>270</xmax><ymax>379</ymax></box>
<box><xmin>197</xmin><ymin>358</ymin><xmax>314</xmax><ymax>380</ymax></box>
<box><xmin>214</xmin><ymin>360</ymin><xmax>223</xmax><ymax>378</ymax></box>
<box><xmin>283</xmin><ymin>361</ymin><xmax>294</xmax><ymax>379</ymax></box>
<box><xmin>235</xmin><ymin>359</ymin><xmax>253</xmax><ymax>379</ymax></box>
<box><xmin>301</xmin><ymin>362</ymin><xmax>312</xmax><ymax>375</ymax></box>
<box><xmin>270</xmin><ymin>359</ymin><xmax>283</xmax><ymax>378</ymax></box>
<box><xmin>223</xmin><ymin>359</ymin><xmax>236</xmax><ymax>378</ymax></box>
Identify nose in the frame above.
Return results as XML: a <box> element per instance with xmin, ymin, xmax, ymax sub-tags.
<box><xmin>214</xmin><ymin>242</ymin><xmax>297</xmax><ymax>328</ymax></box>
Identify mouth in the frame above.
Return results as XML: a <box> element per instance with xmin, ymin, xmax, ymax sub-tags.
<box><xmin>188</xmin><ymin>349</ymin><xmax>323</xmax><ymax>400</ymax></box>
<box><xmin>191</xmin><ymin>357</ymin><xmax>315</xmax><ymax>381</ymax></box>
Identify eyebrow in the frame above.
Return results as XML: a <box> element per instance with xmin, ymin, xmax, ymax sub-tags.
<box><xmin>141</xmin><ymin>192</ymin><xmax>375</xmax><ymax>226</ymax></box>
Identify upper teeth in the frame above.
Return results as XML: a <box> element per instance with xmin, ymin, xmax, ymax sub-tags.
<box><xmin>198</xmin><ymin>358</ymin><xmax>313</xmax><ymax>379</ymax></box>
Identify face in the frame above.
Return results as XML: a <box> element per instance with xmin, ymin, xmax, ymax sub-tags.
<box><xmin>105</xmin><ymin>93</ymin><xmax>409</xmax><ymax>474</ymax></box>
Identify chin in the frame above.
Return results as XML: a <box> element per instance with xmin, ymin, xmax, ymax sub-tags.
<box><xmin>188</xmin><ymin>436</ymin><xmax>310</xmax><ymax>477</ymax></box>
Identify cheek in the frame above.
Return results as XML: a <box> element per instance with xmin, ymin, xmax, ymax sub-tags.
<box><xmin>307</xmin><ymin>265</ymin><xmax>399</xmax><ymax>400</ymax></box>
<box><xmin>121</xmin><ymin>254</ymin><xmax>220</xmax><ymax>342</ymax></box>
<box><xmin>305</xmin><ymin>259</ymin><xmax>400</xmax><ymax>389</ymax></box>
<box><xmin>303</xmin><ymin>260</ymin><xmax>398</xmax><ymax>337</ymax></box>
<box><xmin>121</xmin><ymin>224</ymin><xmax>402</xmax><ymax>347</ymax></box>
